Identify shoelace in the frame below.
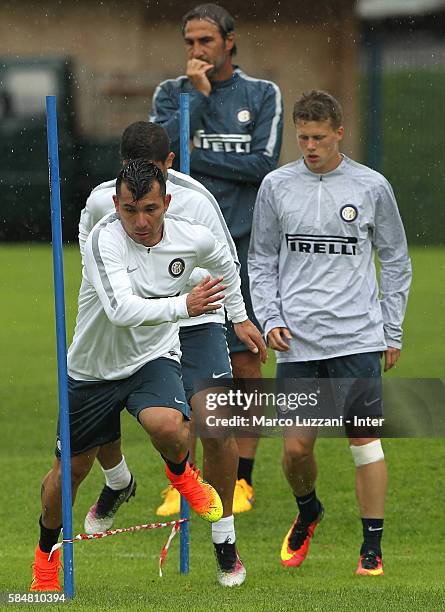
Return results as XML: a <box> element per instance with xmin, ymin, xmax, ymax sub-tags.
<box><xmin>95</xmin><ymin>485</ymin><xmax>127</xmax><ymax>516</ymax></box>
<box><xmin>32</xmin><ymin>558</ymin><xmax>62</xmax><ymax>585</ymax></box>
<box><xmin>361</xmin><ymin>551</ymin><xmax>381</xmax><ymax>569</ymax></box>
<box><xmin>189</xmin><ymin>466</ymin><xmax>201</xmax><ymax>480</ymax></box>
<box><xmin>289</xmin><ymin>518</ymin><xmax>310</xmax><ymax>550</ymax></box>
<box><xmin>214</xmin><ymin>538</ymin><xmax>237</xmax><ymax>571</ymax></box>
<box><xmin>176</xmin><ymin>465</ymin><xmax>201</xmax><ymax>481</ymax></box>
<box><xmin>173</xmin><ymin>466</ymin><xmax>210</xmax><ymax>505</ymax></box>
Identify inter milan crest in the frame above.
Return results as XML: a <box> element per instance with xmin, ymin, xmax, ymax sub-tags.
<box><xmin>340</xmin><ymin>205</ymin><xmax>358</xmax><ymax>222</ymax></box>
<box><xmin>237</xmin><ymin>108</ymin><xmax>251</xmax><ymax>123</ymax></box>
<box><xmin>168</xmin><ymin>258</ymin><xmax>185</xmax><ymax>277</ymax></box>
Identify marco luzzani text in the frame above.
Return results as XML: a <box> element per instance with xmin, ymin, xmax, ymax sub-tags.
<box><xmin>204</xmin><ymin>390</ymin><xmax>384</xmax><ymax>429</ymax></box>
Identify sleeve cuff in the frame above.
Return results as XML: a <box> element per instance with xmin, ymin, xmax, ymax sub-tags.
<box><xmin>227</xmin><ymin>304</ymin><xmax>248</xmax><ymax>324</ymax></box>
<box><xmin>264</xmin><ymin>318</ymin><xmax>287</xmax><ymax>338</ymax></box>
<box><xmin>231</xmin><ymin>312</ymin><xmax>248</xmax><ymax>324</ymax></box>
<box><xmin>175</xmin><ymin>294</ymin><xmax>190</xmax><ymax>320</ymax></box>
<box><xmin>384</xmin><ymin>336</ymin><xmax>402</xmax><ymax>350</ymax></box>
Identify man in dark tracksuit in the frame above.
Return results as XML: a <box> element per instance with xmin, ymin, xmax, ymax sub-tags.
<box><xmin>150</xmin><ymin>3</ymin><xmax>283</xmax><ymax>512</ymax></box>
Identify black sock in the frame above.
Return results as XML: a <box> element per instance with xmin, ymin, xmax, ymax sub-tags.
<box><xmin>360</xmin><ymin>518</ymin><xmax>383</xmax><ymax>556</ymax></box>
<box><xmin>237</xmin><ymin>457</ymin><xmax>254</xmax><ymax>485</ymax></box>
<box><xmin>295</xmin><ymin>490</ymin><xmax>321</xmax><ymax>524</ymax></box>
<box><xmin>162</xmin><ymin>452</ymin><xmax>189</xmax><ymax>476</ymax></box>
<box><xmin>39</xmin><ymin>516</ymin><xmax>62</xmax><ymax>553</ymax></box>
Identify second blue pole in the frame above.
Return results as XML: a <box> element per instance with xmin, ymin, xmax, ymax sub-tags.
<box><xmin>179</xmin><ymin>92</ymin><xmax>190</xmax><ymax>575</ymax></box>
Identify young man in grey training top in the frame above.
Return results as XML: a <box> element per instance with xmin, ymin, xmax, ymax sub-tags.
<box><xmin>249</xmin><ymin>90</ymin><xmax>412</xmax><ymax>576</ymax></box>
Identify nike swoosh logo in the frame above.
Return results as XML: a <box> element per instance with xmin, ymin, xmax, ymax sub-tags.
<box><xmin>368</xmin><ymin>526</ymin><xmax>383</xmax><ymax>532</ymax></box>
<box><xmin>174</xmin><ymin>397</ymin><xmax>185</xmax><ymax>405</ymax></box>
<box><xmin>126</xmin><ymin>266</ymin><xmax>138</xmax><ymax>274</ymax></box>
<box><xmin>364</xmin><ymin>397</ymin><xmax>380</xmax><ymax>407</ymax></box>
<box><xmin>212</xmin><ymin>371</ymin><xmax>229</xmax><ymax>378</ymax></box>
<box><xmin>298</xmin><ymin>497</ymin><xmax>315</xmax><ymax>505</ymax></box>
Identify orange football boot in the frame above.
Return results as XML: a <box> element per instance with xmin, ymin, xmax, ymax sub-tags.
<box><xmin>30</xmin><ymin>544</ymin><xmax>62</xmax><ymax>591</ymax></box>
<box><xmin>281</xmin><ymin>506</ymin><xmax>324</xmax><ymax>567</ymax></box>
<box><xmin>166</xmin><ymin>463</ymin><xmax>223</xmax><ymax>523</ymax></box>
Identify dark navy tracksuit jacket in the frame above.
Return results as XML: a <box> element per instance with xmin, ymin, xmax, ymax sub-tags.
<box><xmin>150</xmin><ymin>67</ymin><xmax>283</xmax><ymax>240</ymax></box>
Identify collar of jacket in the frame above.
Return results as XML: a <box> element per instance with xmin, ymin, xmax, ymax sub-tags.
<box><xmin>299</xmin><ymin>154</ymin><xmax>348</xmax><ymax>179</ymax></box>
<box><xmin>210</xmin><ymin>67</ymin><xmax>240</xmax><ymax>90</ymax></box>
<box><xmin>121</xmin><ymin>217</ymin><xmax>172</xmax><ymax>251</ymax></box>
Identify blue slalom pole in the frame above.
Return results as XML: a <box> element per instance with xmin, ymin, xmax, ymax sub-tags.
<box><xmin>179</xmin><ymin>93</ymin><xmax>190</xmax><ymax>575</ymax></box>
<box><xmin>46</xmin><ymin>96</ymin><xmax>74</xmax><ymax>598</ymax></box>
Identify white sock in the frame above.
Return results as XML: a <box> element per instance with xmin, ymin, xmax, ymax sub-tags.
<box><xmin>212</xmin><ymin>515</ymin><xmax>236</xmax><ymax>545</ymax></box>
<box><xmin>102</xmin><ymin>455</ymin><xmax>131</xmax><ymax>490</ymax></box>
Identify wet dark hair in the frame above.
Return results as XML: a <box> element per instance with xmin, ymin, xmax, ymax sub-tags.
<box><xmin>182</xmin><ymin>3</ymin><xmax>237</xmax><ymax>56</ymax></box>
<box><xmin>293</xmin><ymin>90</ymin><xmax>343</xmax><ymax>130</ymax></box>
<box><xmin>120</xmin><ymin>121</ymin><xmax>170</xmax><ymax>163</ymax></box>
<box><xmin>116</xmin><ymin>159</ymin><xmax>166</xmax><ymax>201</ymax></box>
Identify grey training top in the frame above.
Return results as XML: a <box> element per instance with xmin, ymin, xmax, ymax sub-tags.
<box><xmin>248</xmin><ymin>156</ymin><xmax>412</xmax><ymax>362</ymax></box>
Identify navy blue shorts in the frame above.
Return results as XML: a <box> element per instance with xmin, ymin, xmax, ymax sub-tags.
<box><xmin>179</xmin><ymin>323</ymin><xmax>232</xmax><ymax>401</ymax></box>
<box><xmin>225</xmin><ymin>234</ymin><xmax>261</xmax><ymax>354</ymax></box>
<box><xmin>56</xmin><ymin>357</ymin><xmax>187</xmax><ymax>457</ymax></box>
<box><xmin>276</xmin><ymin>352</ymin><xmax>383</xmax><ymax>426</ymax></box>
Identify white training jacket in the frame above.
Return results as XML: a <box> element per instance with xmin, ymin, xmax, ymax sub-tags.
<box><xmin>248</xmin><ymin>156</ymin><xmax>412</xmax><ymax>362</ymax></box>
<box><xmin>68</xmin><ymin>213</ymin><xmax>246</xmax><ymax>381</ymax></box>
<box><xmin>78</xmin><ymin>169</ymin><xmax>239</xmax><ymax>327</ymax></box>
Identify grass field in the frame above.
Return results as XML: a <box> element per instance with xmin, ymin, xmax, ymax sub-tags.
<box><xmin>0</xmin><ymin>244</ymin><xmax>444</xmax><ymax>611</ymax></box>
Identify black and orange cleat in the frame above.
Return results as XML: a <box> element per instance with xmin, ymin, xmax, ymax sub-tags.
<box><xmin>280</xmin><ymin>505</ymin><xmax>324</xmax><ymax>568</ymax></box>
<box><xmin>356</xmin><ymin>550</ymin><xmax>384</xmax><ymax>576</ymax></box>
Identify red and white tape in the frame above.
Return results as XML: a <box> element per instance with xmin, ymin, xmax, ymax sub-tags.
<box><xmin>49</xmin><ymin>518</ymin><xmax>188</xmax><ymax>576</ymax></box>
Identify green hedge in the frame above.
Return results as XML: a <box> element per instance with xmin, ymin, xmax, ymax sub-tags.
<box><xmin>361</xmin><ymin>69</ymin><xmax>445</xmax><ymax>245</ymax></box>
